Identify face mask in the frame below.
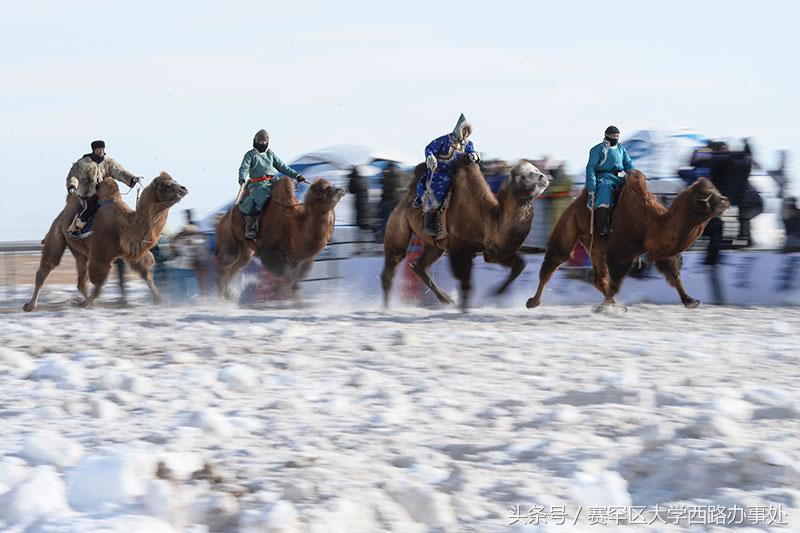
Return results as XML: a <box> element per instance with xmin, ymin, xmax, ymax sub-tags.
<box><xmin>88</xmin><ymin>153</ymin><xmax>105</xmax><ymax>164</ymax></box>
<box><xmin>604</xmin><ymin>136</ymin><xmax>619</xmax><ymax>147</ymax></box>
<box><xmin>253</xmin><ymin>142</ymin><xmax>269</xmax><ymax>153</ymax></box>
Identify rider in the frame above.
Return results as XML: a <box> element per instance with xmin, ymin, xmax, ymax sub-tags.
<box><xmin>585</xmin><ymin>126</ymin><xmax>634</xmax><ymax>236</ymax></box>
<box><xmin>415</xmin><ymin>114</ymin><xmax>480</xmax><ymax>235</ymax></box>
<box><xmin>66</xmin><ymin>140</ymin><xmax>143</xmax><ymax>238</ymax></box>
<box><xmin>237</xmin><ymin>129</ymin><xmax>306</xmax><ymax>240</ymax></box>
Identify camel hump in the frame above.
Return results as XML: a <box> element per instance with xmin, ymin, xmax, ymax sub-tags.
<box><xmin>271</xmin><ymin>177</ymin><xmax>296</xmax><ymax>203</ymax></box>
<box><xmin>623</xmin><ymin>169</ymin><xmax>649</xmax><ymax>195</ymax></box>
<box><xmin>97</xmin><ymin>177</ymin><xmax>122</xmax><ymax>200</ymax></box>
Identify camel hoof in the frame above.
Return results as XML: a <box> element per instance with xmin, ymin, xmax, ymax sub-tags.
<box><xmin>22</xmin><ymin>302</ymin><xmax>36</xmax><ymax>312</ymax></box>
<box><xmin>594</xmin><ymin>301</ymin><xmax>627</xmax><ymax>314</ymax></box>
<box><xmin>437</xmin><ymin>293</ymin><xmax>455</xmax><ymax>305</ymax></box>
<box><xmin>525</xmin><ymin>297</ymin><xmax>540</xmax><ymax>309</ymax></box>
<box><xmin>80</xmin><ymin>299</ymin><xmax>95</xmax><ymax>309</ymax></box>
<box><xmin>683</xmin><ymin>298</ymin><xmax>701</xmax><ymax>309</ymax></box>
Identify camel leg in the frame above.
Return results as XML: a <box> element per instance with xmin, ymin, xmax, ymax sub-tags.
<box><xmin>526</xmin><ymin>207</ymin><xmax>580</xmax><ymax>309</ymax></box>
<box><xmin>288</xmin><ymin>261</ymin><xmax>312</xmax><ymax>309</ymax></box>
<box><xmin>129</xmin><ymin>252</ymin><xmax>164</xmax><ymax>305</ymax></box>
<box><xmin>70</xmin><ymin>248</ymin><xmax>90</xmax><ymax>302</ymax></box>
<box><xmin>411</xmin><ymin>244</ymin><xmax>453</xmax><ymax>305</ymax></box>
<box><xmin>81</xmin><ymin>260</ymin><xmax>112</xmax><ymax>309</ymax></box>
<box><xmin>656</xmin><ymin>255</ymin><xmax>699</xmax><ymax>308</ymax></box>
<box><xmin>598</xmin><ymin>254</ymin><xmax>635</xmax><ymax>312</ymax></box>
<box><xmin>217</xmin><ymin>250</ymin><xmax>253</xmax><ymax>300</ymax></box>
<box><xmin>381</xmin><ymin>209</ymin><xmax>413</xmax><ymax>309</ymax></box>
<box><xmin>526</xmin><ymin>249</ymin><xmax>570</xmax><ymax>309</ymax></box>
<box><xmin>591</xmin><ymin>247</ymin><xmax>613</xmax><ymax>304</ymax></box>
<box><xmin>449</xmin><ymin>249</ymin><xmax>474</xmax><ymax>312</ymax></box>
<box><xmin>23</xmin><ymin>230</ymin><xmax>68</xmax><ymax>312</ymax></box>
<box><xmin>491</xmin><ymin>253</ymin><xmax>526</xmax><ymax>296</ymax></box>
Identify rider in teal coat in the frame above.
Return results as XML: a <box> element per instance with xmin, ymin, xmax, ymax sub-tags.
<box><xmin>238</xmin><ymin>129</ymin><xmax>305</xmax><ymax>240</ymax></box>
<box><xmin>585</xmin><ymin>125</ymin><xmax>634</xmax><ymax>236</ymax></box>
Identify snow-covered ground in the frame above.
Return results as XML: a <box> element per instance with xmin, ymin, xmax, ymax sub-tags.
<box><xmin>1</xmin><ymin>293</ymin><xmax>799</xmax><ymax>532</ymax></box>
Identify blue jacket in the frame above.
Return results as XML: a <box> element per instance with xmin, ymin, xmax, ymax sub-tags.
<box><xmin>425</xmin><ymin>134</ymin><xmax>476</xmax><ymax>175</ymax></box>
<box><xmin>585</xmin><ymin>142</ymin><xmax>634</xmax><ymax>193</ymax></box>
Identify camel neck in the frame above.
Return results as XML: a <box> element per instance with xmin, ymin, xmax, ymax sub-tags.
<box><xmin>487</xmin><ymin>187</ymin><xmax>533</xmax><ymax>254</ymax></box>
<box><xmin>127</xmin><ymin>201</ymin><xmax>169</xmax><ymax>254</ymax></box>
<box><xmin>648</xmin><ymin>194</ymin><xmax>705</xmax><ymax>259</ymax></box>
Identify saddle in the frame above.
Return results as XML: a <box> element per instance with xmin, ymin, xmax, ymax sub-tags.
<box><xmin>68</xmin><ymin>199</ymin><xmax>113</xmax><ymax>239</ymax></box>
<box><xmin>413</xmin><ymin>190</ymin><xmax>452</xmax><ymax>243</ymax></box>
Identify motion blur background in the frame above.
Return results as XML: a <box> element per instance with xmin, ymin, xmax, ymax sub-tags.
<box><xmin>1</xmin><ymin>0</ymin><xmax>798</xmax><ymax>240</ymax></box>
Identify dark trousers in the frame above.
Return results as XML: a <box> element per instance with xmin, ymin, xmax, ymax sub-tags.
<box><xmin>79</xmin><ymin>196</ymin><xmax>99</xmax><ymax>223</ymax></box>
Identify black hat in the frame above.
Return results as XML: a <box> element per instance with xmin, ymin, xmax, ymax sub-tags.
<box><xmin>90</xmin><ymin>140</ymin><xmax>106</xmax><ymax>150</ymax></box>
<box><xmin>604</xmin><ymin>126</ymin><xmax>620</xmax><ymax>135</ymax></box>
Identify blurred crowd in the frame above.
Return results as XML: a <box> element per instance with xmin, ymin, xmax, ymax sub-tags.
<box><xmin>680</xmin><ymin>140</ymin><xmax>800</xmax><ymax>259</ymax></box>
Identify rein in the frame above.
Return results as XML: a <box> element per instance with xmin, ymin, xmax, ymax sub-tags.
<box><xmin>122</xmin><ymin>182</ymin><xmax>143</xmax><ymax>209</ymax></box>
<box><xmin>698</xmin><ymin>193</ymin><xmax>712</xmax><ymax>212</ymax></box>
<box><xmin>271</xmin><ymin>199</ymin><xmax>301</xmax><ymax>209</ymax></box>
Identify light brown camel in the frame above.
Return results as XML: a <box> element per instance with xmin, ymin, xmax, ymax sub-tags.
<box><xmin>215</xmin><ymin>178</ymin><xmax>345</xmax><ymax>302</ymax></box>
<box><xmin>382</xmin><ymin>157</ymin><xmax>550</xmax><ymax>311</ymax></box>
<box><xmin>526</xmin><ymin>172</ymin><xmax>730</xmax><ymax>310</ymax></box>
<box><xmin>23</xmin><ymin>173</ymin><xmax>188</xmax><ymax>311</ymax></box>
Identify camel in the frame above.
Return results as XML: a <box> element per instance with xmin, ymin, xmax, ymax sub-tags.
<box><xmin>215</xmin><ymin>178</ymin><xmax>345</xmax><ymax>302</ymax></box>
<box><xmin>23</xmin><ymin>173</ymin><xmax>188</xmax><ymax>311</ymax></box>
<box><xmin>526</xmin><ymin>172</ymin><xmax>730</xmax><ymax>310</ymax></box>
<box><xmin>382</xmin><ymin>157</ymin><xmax>551</xmax><ymax>310</ymax></box>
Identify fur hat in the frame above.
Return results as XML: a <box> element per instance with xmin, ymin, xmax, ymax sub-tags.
<box><xmin>253</xmin><ymin>129</ymin><xmax>270</xmax><ymax>144</ymax></box>
<box><xmin>90</xmin><ymin>140</ymin><xmax>106</xmax><ymax>150</ymax></box>
<box><xmin>452</xmin><ymin>114</ymin><xmax>473</xmax><ymax>141</ymax></box>
<box><xmin>604</xmin><ymin>126</ymin><xmax>620</xmax><ymax>136</ymax></box>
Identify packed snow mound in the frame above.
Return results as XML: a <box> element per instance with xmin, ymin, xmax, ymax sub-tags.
<box><xmin>0</xmin><ymin>303</ymin><xmax>796</xmax><ymax>530</ymax></box>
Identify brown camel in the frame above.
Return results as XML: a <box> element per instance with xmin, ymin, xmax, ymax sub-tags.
<box><xmin>526</xmin><ymin>172</ymin><xmax>730</xmax><ymax>310</ymax></box>
<box><xmin>382</xmin><ymin>157</ymin><xmax>551</xmax><ymax>311</ymax></box>
<box><xmin>23</xmin><ymin>173</ymin><xmax>188</xmax><ymax>311</ymax></box>
<box><xmin>215</xmin><ymin>178</ymin><xmax>345</xmax><ymax>302</ymax></box>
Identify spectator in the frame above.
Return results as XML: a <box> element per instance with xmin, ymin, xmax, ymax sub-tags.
<box><xmin>168</xmin><ymin>223</ymin><xmax>205</xmax><ymax>302</ymax></box>
<box><xmin>783</xmin><ymin>197</ymin><xmax>800</xmax><ymax>252</ymax></box>
<box><xmin>378</xmin><ymin>162</ymin><xmax>403</xmax><ymax>241</ymax></box>
<box><xmin>348</xmin><ymin>165</ymin><xmax>372</xmax><ymax>253</ymax></box>
<box><xmin>693</xmin><ymin>139</ymin><xmax>762</xmax><ymax>247</ymax></box>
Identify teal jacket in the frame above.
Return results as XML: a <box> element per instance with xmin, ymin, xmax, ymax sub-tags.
<box><xmin>585</xmin><ymin>142</ymin><xmax>634</xmax><ymax>193</ymax></box>
<box><xmin>238</xmin><ymin>148</ymin><xmax>301</xmax><ymax>182</ymax></box>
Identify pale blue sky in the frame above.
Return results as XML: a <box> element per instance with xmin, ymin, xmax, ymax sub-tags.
<box><xmin>1</xmin><ymin>0</ymin><xmax>798</xmax><ymax>240</ymax></box>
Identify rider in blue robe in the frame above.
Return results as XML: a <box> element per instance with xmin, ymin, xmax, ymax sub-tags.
<box><xmin>415</xmin><ymin>114</ymin><xmax>480</xmax><ymax>235</ymax></box>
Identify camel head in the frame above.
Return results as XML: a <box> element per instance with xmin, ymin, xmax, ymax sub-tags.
<box><xmin>305</xmin><ymin>179</ymin><xmax>346</xmax><ymax>211</ymax></box>
<box><xmin>684</xmin><ymin>177</ymin><xmax>730</xmax><ymax>219</ymax></box>
<box><xmin>506</xmin><ymin>161</ymin><xmax>550</xmax><ymax>201</ymax></box>
<box><xmin>140</xmin><ymin>172</ymin><xmax>189</xmax><ymax>208</ymax></box>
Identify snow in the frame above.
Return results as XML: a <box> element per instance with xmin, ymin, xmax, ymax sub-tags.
<box><xmin>0</xmin><ymin>457</ymin><xmax>30</xmax><ymax>494</ymax></box>
<box><xmin>218</xmin><ymin>363</ymin><xmax>258</xmax><ymax>391</ymax></box>
<box><xmin>29</xmin><ymin>355</ymin><xmax>86</xmax><ymax>389</ymax></box>
<box><xmin>67</xmin><ymin>446</ymin><xmax>157</xmax><ymax>511</ymax></box>
<box><xmin>0</xmin><ymin>302</ymin><xmax>798</xmax><ymax>530</ymax></box>
<box><xmin>0</xmin><ymin>465</ymin><xmax>69</xmax><ymax>526</ymax></box>
<box><xmin>20</xmin><ymin>430</ymin><xmax>84</xmax><ymax>468</ymax></box>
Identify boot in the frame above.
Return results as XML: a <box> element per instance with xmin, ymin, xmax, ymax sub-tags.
<box><xmin>422</xmin><ymin>210</ymin><xmax>439</xmax><ymax>236</ymax></box>
<box><xmin>595</xmin><ymin>207</ymin><xmax>611</xmax><ymax>237</ymax></box>
<box><xmin>244</xmin><ymin>216</ymin><xmax>259</xmax><ymax>240</ymax></box>
<box><xmin>67</xmin><ymin>216</ymin><xmax>87</xmax><ymax>238</ymax></box>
